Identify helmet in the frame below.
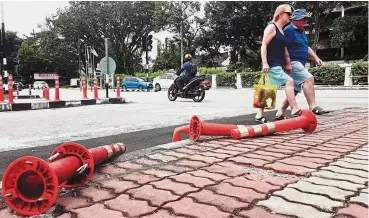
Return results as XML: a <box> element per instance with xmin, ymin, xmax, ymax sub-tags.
<box><xmin>184</xmin><ymin>54</ymin><xmax>192</xmax><ymax>60</ymax></box>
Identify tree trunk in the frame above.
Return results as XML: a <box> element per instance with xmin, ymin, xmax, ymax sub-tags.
<box><xmin>312</xmin><ymin>2</ymin><xmax>320</xmax><ymax>53</ymax></box>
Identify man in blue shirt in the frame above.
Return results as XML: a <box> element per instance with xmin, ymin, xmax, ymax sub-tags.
<box><xmin>176</xmin><ymin>54</ymin><xmax>195</xmax><ymax>93</ymax></box>
<box><xmin>275</xmin><ymin>9</ymin><xmax>329</xmax><ymax>119</ymax></box>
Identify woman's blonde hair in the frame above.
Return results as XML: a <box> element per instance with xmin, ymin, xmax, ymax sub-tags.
<box><xmin>272</xmin><ymin>4</ymin><xmax>292</xmax><ymax>22</ymax></box>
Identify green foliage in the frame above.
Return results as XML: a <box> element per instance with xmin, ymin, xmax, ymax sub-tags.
<box><xmin>240</xmin><ymin>72</ymin><xmax>262</xmax><ymax>87</ymax></box>
<box><xmin>199</xmin><ymin>67</ymin><xmax>226</xmax><ymax>75</ymax></box>
<box><xmin>216</xmin><ymin>72</ymin><xmax>236</xmax><ymax>87</ymax></box>
<box><xmin>309</xmin><ymin>65</ymin><xmax>345</xmax><ymax>85</ymax></box>
<box><xmin>351</xmin><ymin>61</ymin><xmax>368</xmax><ymax>85</ymax></box>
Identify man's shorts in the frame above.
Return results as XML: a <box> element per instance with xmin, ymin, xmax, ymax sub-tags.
<box><xmin>265</xmin><ymin>66</ymin><xmax>291</xmax><ymax>87</ymax></box>
<box><xmin>290</xmin><ymin>61</ymin><xmax>313</xmax><ymax>93</ymax></box>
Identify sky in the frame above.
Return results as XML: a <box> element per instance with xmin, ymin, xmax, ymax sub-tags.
<box><xmin>3</xmin><ymin>1</ymin><xmax>70</xmax><ymax>37</ymax></box>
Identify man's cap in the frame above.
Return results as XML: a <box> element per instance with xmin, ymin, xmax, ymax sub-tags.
<box><xmin>291</xmin><ymin>9</ymin><xmax>310</xmax><ymax>20</ymax></box>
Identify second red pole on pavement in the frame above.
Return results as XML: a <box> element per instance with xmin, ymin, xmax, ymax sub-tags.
<box><xmin>0</xmin><ymin>75</ymin><xmax>4</xmax><ymax>102</ymax></box>
<box><xmin>55</xmin><ymin>74</ymin><xmax>60</xmax><ymax>101</ymax></box>
<box><xmin>93</xmin><ymin>76</ymin><xmax>98</xmax><ymax>99</ymax></box>
<box><xmin>8</xmin><ymin>74</ymin><xmax>14</xmax><ymax>104</ymax></box>
<box><xmin>82</xmin><ymin>76</ymin><xmax>87</xmax><ymax>99</ymax></box>
<box><xmin>116</xmin><ymin>76</ymin><xmax>120</xmax><ymax>97</ymax></box>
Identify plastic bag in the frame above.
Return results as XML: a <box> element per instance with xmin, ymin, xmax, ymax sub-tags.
<box><xmin>253</xmin><ymin>73</ymin><xmax>277</xmax><ymax>109</ymax></box>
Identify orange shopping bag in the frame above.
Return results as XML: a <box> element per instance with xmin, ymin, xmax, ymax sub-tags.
<box><xmin>253</xmin><ymin>73</ymin><xmax>277</xmax><ymax>109</ymax></box>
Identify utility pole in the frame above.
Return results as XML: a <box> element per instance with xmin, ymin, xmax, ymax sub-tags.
<box><xmin>0</xmin><ymin>1</ymin><xmax>5</xmax><ymax>83</ymax></box>
<box><xmin>78</xmin><ymin>39</ymin><xmax>81</xmax><ymax>79</ymax></box>
<box><xmin>104</xmin><ymin>38</ymin><xmax>109</xmax><ymax>98</ymax></box>
<box><xmin>180</xmin><ymin>2</ymin><xmax>184</xmax><ymax>67</ymax></box>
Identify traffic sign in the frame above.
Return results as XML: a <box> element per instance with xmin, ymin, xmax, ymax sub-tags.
<box><xmin>99</xmin><ymin>57</ymin><xmax>116</xmax><ymax>75</ymax></box>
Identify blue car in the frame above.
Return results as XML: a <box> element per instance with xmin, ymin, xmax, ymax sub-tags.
<box><xmin>121</xmin><ymin>77</ymin><xmax>153</xmax><ymax>91</ymax></box>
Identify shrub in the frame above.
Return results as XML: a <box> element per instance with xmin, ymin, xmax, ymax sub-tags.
<box><xmin>216</xmin><ymin>72</ymin><xmax>236</xmax><ymax>87</ymax></box>
<box><xmin>309</xmin><ymin>65</ymin><xmax>345</xmax><ymax>85</ymax></box>
<box><xmin>199</xmin><ymin>67</ymin><xmax>226</xmax><ymax>75</ymax></box>
<box><xmin>351</xmin><ymin>61</ymin><xmax>368</xmax><ymax>85</ymax></box>
<box><xmin>240</xmin><ymin>72</ymin><xmax>262</xmax><ymax>87</ymax></box>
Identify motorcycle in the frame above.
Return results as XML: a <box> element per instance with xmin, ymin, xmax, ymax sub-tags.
<box><xmin>168</xmin><ymin>75</ymin><xmax>206</xmax><ymax>102</ymax></box>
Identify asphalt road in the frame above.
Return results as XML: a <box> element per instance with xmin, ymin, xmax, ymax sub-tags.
<box><xmin>0</xmin><ymin>110</ymin><xmax>279</xmax><ymax>179</ymax></box>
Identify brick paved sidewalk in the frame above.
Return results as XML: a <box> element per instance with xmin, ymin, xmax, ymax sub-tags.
<box><xmin>0</xmin><ymin>107</ymin><xmax>368</xmax><ymax>218</ymax></box>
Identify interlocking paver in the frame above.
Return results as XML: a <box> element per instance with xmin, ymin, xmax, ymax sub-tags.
<box><xmin>159</xmin><ymin>150</ymin><xmax>188</xmax><ymax>158</ymax></box>
<box><xmin>119</xmin><ymin>172</ymin><xmax>160</xmax><ymax>184</ymax></box>
<box><xmin>127</xmin><ymin>184</ymin><xmax>180</xmax><ymax>206</ymax></box>
<box><xmin>98</xmin><ymin>165</ymin><xmax>127</xmax><ymax>176</ymax></box>
<box><xmin>147</xmin><ymin>153</ymin><xmax>179</xmax><ymax>162</ymax></box>
<box><xmin>320</xmin><ymin>165</ymin><xmax>368</xmax><ymax>178</ymax></box>
<box><xmin>340</xmin><ymin>156</ymin><xmax>368</xmax><ymax>165</ymax></box>
<box><xmin>188</xmin><ymin>189</ymin><xmax>248</xmax><ymax>213</ymax></box>
<box><xmin>79</xmin><ymin>186</ymin><xmax>115</xmax><ymax>202</ymax></box>
<box><xmin>245</xmin><ymin>174</ymin><xmax>297</xmax><ymax>187</ymax></box>
<box><xmin>228</xmin><ymin>155</ymin><xmax>271</xmax><ymax>167</ymax></box>
<box><xmin>115</xmin><ymin>161</ymin><xmax>145</xmax><ymax>170</ymax></box>
<box><xmin>350</xmin><ymin>192</ymin><xmax>369</xmax><ymax>206</ymax></box>
<box><xmin>143</xmin><ymin>209</ymin><xmax>187</xmax><ymax>218</ymax></box>
<box><xmin>238</xmin><ymin>206</ymin><xmax>294</xmax><ymax>218</ymax></box>
<box><xmin>287</xmin><ymin>180</ymin><xmax>353</xmax><ymax>200</ymax></box>
<box><xmin>253</xmin><ymin>150</ymin><xmax>290</xmax><ymax>158</ymax></box>
<box><xmin>224</xmin><ymin>176</ymin><xmax>281</xmax><ymax>193</ymax></box>
<box><xmin>331</xmin><ymin>160</ymin><xmax>369</xmax><ymax>172</ymax></box>
<box><xmin>200</xmin><ymin>150</ymin><xmax>233</xmax><ymax>159</ymax></box>
<box><xmin>142</xmin><ymin>169</ymin><xmax>177</xmax><ymax>177</ymax></box>
<box><xmin>163</xmin><ymin>197</ymin><xmax>230</xmax><ymax>218</ymax></box>
<box><xmin>335</xmin><ymin>203</ymin><xmax>368</xmax><ymax>218</ymax></box>
<box><xmin>105</xmin><ymin>194</ymin><xmax>157</xmax><ymax>217</ymax></box>
<box><xmin>185</xmin><ymin>154</ymin><xmax>222</xmax><ymax>163</ymax></box>
<box><xmin>156</xmin><ymin>164</ymin><xmax>193</xmax><ymax>173</ymax></box>
<box><xmin>277</xmin><ymin>158</ymin><xmax>322</xmax><ymax>169</ymax></box>
<box><xmin>133</xmin><ymin>157</ymin><xmax>161</xmax><ymax>166</ymax></box>
<box><xmin>258</xmin><ymin>196</ymin><xmax>331</xmax><ymax>218</ymax></box>
<box><xmin>264</xmin><ymin>161</ymin><xmax>315</xmax><ymax>176</ymax></box>
<box><xmin>188</xmin><ymin>169</ymin><xmax>230</xmax><ymax>181</ymax></box>
<box><xmin>151</xmin><ymin>179</ymin><xmax>199</xmax><ymax>195</ymax></box>
<box><xmin>174</xmin><ymin>159</ymin><xmax>210</xmax><ymax>168</ymax></box>
<box><xmin>202</xmin><ymin>161</ymin><xmax>246</xmax><ymax>177</ymax></box>
<box><xmin>212</xmin><ymin>148</ymin><xmax>243</xmax><ymax>155</ymax></box>
<box><xmin>345</xmin><ymin>153</ymin><xmax>369</xmax><ymax>160</ymax></box>
<box><xmin>57</xmin><ymin>196</ymin><xmax>93</xmax><ymax>211</ymax></box>
<box><xmin>208</xmin><ymin>182</ymin><xmax>266</xmax><ymax>203</ymax></box>
<box><xmin>303</xmin><ymin>176</ymin><xmax>365</xmax><ymax>192</ymax></box>
<box><xmin>99</xmin><ymin>178</ymin><xmax>139</xmax><ymax>193</ymax></box>
<box><xmin>170</xmin><ymin>173</ymin><xmax>215</xmax><ymax>187</ymax></box>
<box><xmin>72</xmin><ymin>203</ymin><xmax>123</xmax><ymax>218</ymax></box>
<box><xmin>273</xmin><ymin>187</ymin><xmax>343</xmax><ymax>211</ymax></box>
<box><xmin>312</xmin><ymin>170</ymin><xmax>368</xmax><ymax>184</ymax></box>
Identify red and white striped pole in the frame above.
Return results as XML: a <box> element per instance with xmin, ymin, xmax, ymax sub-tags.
<box><xmin>93</xmin><ymin>76</ymin><xmax>98</xmax><ymax>99</ymax></box>
<box><xmin>55</xmin><ymin>74</ymin><xmax>60</xmax><ymax>101</ymax></box>
<box><xmin>82</xmin><ymin>76</ymin><xmax>87</xmax><ymax>99</ymax></box>
<box><xmin>8</xmin><ymin>74</ymin><xmax>13</xmax><ymax>104</ymax></box>
<box><xmin>0</xmin><ymin>75</ymin><xmax>4</xmax><ymax>102</ymax></box>
<box><xmin>116</xmin><ymin>76</ymin><xmax>120</xmax><ymax>97</ymax></box>
<box><xmin>16</xmin><ymin>84</ymin><xmax>19</xmax><ymax>96</ymax></box>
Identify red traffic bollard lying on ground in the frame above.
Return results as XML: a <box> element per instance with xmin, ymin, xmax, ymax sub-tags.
<box><xmin>1</xmin><ymin>142</ymin><xmax>126</xmax><ymax>216</ymax></box>
<box><xmin>189</xmin><ymin>115</ymin><xmax>238</xmax><ymax>141</ymax></box>
<box><xmin>172</xmin><ymin>125</ymin><xmax>190</xmax><ymax>142</ymax></box>
<box><xmin>231</xmin><ymin>109</ymin><xmax>317</xmax><ymax>139</ymax></box>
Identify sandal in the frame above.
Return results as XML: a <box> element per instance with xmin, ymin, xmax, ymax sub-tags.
<box><xmin>275</xmin><ymin>114</ymin><xmax>288</xmax><ymax>121</ymax></box>
<box><xmin>255</xmin><ymin>117</ymin><xmax>269</xmax><ymax>124</ymax></box>
<box><xmin>290</xmin><ymin>109</ymin><xmax>302</xmax><ymax>118</ymax></box>
<box><xmin>311</xmin><ymin>106</ymin><xmax>329</xmax><ymax>115</ymax></box>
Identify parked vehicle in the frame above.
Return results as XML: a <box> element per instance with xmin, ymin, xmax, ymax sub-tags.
<box><xmin>121</xmin><ymin>77</ymin><xmax>153</xmax><ymax>91</ymax></box>
<box><xmin>168</xmin><ymin>75</ymin><xmax>207</xmax><ymax>102</ymax></box>
<box><xmin>200</xmin><ymin>79</ymin><xmax>211</xmax><ymax>90</ymax></box>
<box><xmin>33</xmin><ymin>81</ymin><xmax>49</xmax><ymax>89</ymax></box>
<box><xmin>153</xmin><ymin>73</ymin><xmax>177</xmax><ymax>91</ymax></box>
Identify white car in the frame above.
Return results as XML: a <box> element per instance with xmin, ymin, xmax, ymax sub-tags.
<box><xmin>153</xmin><ymin>73</ymin><xmax>178</xmax><ymax>91</ymax></box>
<box><xmin>33</xmin><ymin>81</ymin><xmax>49</xmax><ymax>89</ymax></box>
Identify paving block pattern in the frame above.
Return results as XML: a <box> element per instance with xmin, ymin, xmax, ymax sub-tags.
<box><xmin>0</xmin><ymin>108</ymin><xmax>367</xmax><ymax>218</ymax></box>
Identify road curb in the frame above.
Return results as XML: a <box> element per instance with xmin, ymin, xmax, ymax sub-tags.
<box><xmin>0</xmin><ymin>97</ymin><xmax>127</xmax><ymax>112</ymax></box>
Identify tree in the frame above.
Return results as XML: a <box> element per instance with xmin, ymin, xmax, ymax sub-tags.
<box><xmin>3</xmin><ymin>31</ymin><xmax>23</xmax><ymax>74</ymax></box>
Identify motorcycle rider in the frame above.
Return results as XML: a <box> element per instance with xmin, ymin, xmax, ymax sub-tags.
<box><xmin>176</xmin><ymin>54</ymin><xmax>195</xmax><ymax>94</ymax></box>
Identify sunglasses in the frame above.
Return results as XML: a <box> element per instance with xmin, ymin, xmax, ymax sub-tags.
<box><xmin>283</xmin><ymin>12</ymin><xmax>292</xmax><ymax>16</ymax></box>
